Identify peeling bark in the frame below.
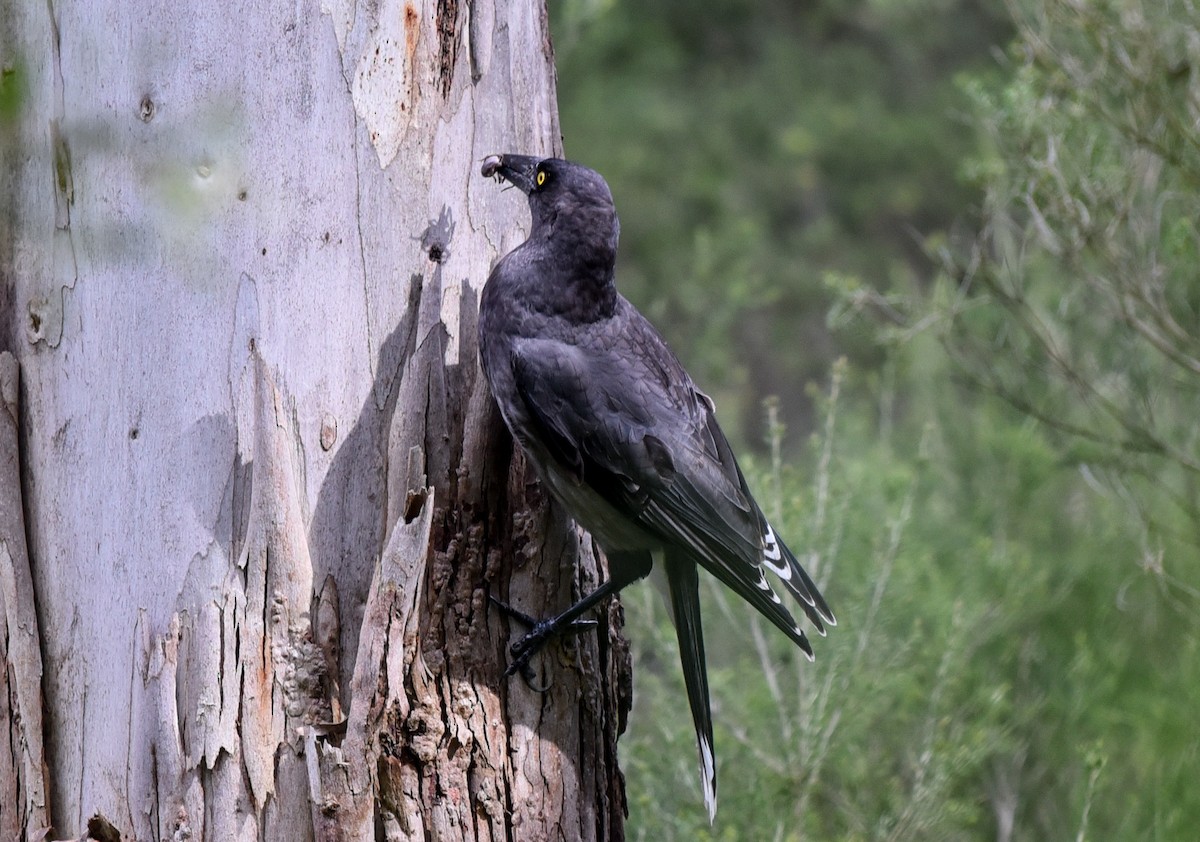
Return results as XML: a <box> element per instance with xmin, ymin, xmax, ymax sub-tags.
<box><xmin>0</xmin><ymin>353</ymin><xmax>51</xmax><ymax>841</ymax></box>
<box><xmin>1</xmin><ymin>0</ymin><xmax>629</xmax><ymax>839</ymax></box>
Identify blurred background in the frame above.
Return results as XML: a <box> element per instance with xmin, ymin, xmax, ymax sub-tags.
<box><xmin>549</xmin><ymin>0</ymin><xmax>1200</xmax><ymax>838</ymax></box>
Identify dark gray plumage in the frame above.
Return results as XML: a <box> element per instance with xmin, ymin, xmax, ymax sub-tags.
<box><xmin>478</xmin><ymin>153</ymin><xmax>835</xmax><ymax>822</ymax></box>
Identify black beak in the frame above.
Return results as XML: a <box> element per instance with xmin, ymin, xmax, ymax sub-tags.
<box><xmin>481</xmin><ymin>153</ymin><xmax>540</xmax><ymax>194</ymax></box>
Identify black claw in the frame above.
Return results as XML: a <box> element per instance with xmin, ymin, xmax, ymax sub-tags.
<box><xmin>561</xmin><ymin>618</ymin><xmax>600</xmax><ymax>637</ymax></box>
<box><xmin>489</xmin><ymin>592</ymin><xmax>602</xmax><ymax>685</ymax></box>
<box><xmin>489</xmin><ymin>593</ymin><xmax>538</xmax><ymax>628</ymax></box>
<box><xmin>505</xmin><ymin>652</ymin><xmax>553</xmax><ymax>691</ymax></box>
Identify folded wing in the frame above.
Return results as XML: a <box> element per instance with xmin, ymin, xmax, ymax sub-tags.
<box><xmin>508</xmin><ymin>313</ymin><xmax>834</xmax><ymax>646</ymax></box>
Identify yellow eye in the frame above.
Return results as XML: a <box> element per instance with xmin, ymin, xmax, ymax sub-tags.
<box><xmin>536</xmin><ymin>170</ymin><xmax>547</xmax><ymax>187</ymax></box>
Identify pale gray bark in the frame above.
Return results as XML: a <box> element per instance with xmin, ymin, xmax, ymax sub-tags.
<box><xmin>0</xmin><ymin>0</ymin><xmax>629</xmax><ymax>839</ymax></box>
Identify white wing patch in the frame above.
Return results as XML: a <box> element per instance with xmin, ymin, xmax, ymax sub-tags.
<box><xmin>761</xmin><ymin>524</ymin><xmax>792</xmax><ymax>579</ymax></box>
<box><xmin>753</xmin><ymin>570</ymin><xmax>783</xmax><ymax>603</ymax></box>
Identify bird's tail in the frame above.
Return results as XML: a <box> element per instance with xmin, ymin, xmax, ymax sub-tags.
<box><xmin>664</xmin><ymin>547</ymin><xmax>717</xmax><ymax>823</ymax></box>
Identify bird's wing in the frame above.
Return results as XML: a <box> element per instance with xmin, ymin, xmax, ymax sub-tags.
<box><xmin>636</xmin><ymin>419</ymin><xmax>829</xmax><ymax>652</ymax></box>
<box><xmin>648</xmin><ymin>406</ymin><xmax>835</xmax><ymax>632</ymax></box>
<box><xmin>509</xmin><ymin>322</ymin><xmax>833</xmax><ymax>647</ymax></box>
<box><xmin>509</xmin><ymin>336</ymin><xmax>659</xmax><ymax>502</ymax></box>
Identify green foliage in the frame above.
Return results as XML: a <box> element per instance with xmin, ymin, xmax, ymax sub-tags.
<box><xmin>934</xmin><ymin>1</ymin><xmax>1200</xmax><ymax>558</ymax></box>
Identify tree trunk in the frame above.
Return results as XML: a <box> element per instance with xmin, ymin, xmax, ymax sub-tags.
<box><xmin>0</xmin><ymin>0</ymin><xmax>630</xmax><ymax>839</ymax></box>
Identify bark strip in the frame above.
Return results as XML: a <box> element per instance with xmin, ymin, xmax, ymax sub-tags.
<box><xmin>0</xmin><ymin>352</ymin><xmax>51</xmax><ymax>840</ymax></box>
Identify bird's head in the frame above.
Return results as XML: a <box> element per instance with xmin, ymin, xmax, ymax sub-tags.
<box><xmin>481</xmin><ymin>154</ymin><xmax>619</xmax><ymax>253</ymax></box>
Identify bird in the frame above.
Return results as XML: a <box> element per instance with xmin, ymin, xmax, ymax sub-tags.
<box><xmin>477</xmin><ymin>153</ymin><xmax>835</xmax><ymax>822</ymax></box>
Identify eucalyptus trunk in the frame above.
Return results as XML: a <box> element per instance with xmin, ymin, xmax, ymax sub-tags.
<box><xmin>0</xmin><ymin>0</ymin><xmax>629</xmax><ymax>839</ymax></box>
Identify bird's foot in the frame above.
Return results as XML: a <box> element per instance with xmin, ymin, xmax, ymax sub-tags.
<box><xmin>489</xmin><ymin>595</ymin><xmax>599</xmax><ymax>688</ymax></box>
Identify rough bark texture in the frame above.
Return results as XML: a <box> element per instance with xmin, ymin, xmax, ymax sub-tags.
<box><xmin>0</xmin><ymin>0</ymin><xmax>630</xmax><ymax>839</ymax></box>
<box><xmin>0</xmin><ymin>352</ymin><xmax>51</xmax><ymax>840</ymax></box>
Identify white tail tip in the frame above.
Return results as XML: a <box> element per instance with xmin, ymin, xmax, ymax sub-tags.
<box><xmin>700</xmin><ymin>734</ymin><xmax>717</xmax><ymax>824</ymax></box>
